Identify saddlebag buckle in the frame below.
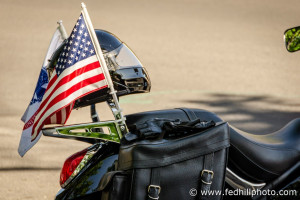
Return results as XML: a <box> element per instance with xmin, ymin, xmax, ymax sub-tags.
<box><xmin>148</xmin><ymin>185</ymin><xmax>161</xmax><ymax>200</ymax></box>
<box><xmin>201</xmin><ymin>169</ymin><xmax>214</xmax><ymax>185</ymax></box>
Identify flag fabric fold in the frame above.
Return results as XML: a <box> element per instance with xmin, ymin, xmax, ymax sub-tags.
<box><xmin>18</xmin><ymin>28</ymin><xmax>64</xmax><ymax>156</ymax></box>
<box><xmin>19</xmin><ymin>13</ymin><xmax>108</xmax><ymax>156</ymax></box>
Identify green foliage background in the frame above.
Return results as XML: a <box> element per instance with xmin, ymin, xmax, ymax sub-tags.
<box><xmin>285</xmin><ymin>27</ymin><xmax>300</xmax><ymax>52</ymax></box>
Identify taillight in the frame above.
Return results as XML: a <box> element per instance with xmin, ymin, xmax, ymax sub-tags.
<box><xmin>59</xmin><ymin>144</ymin><xmax>99</xmax><ymax>187</ymax></box>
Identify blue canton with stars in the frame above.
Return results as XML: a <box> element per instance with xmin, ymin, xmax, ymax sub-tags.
<box><xmin>55</xmin><ymin>14</ymin><xmax>96</xmax><ymax>76</ymax></box>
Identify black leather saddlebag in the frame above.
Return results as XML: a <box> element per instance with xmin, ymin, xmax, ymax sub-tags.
<box><xmin>99</xmin><ymin>108</ymin><xmax>229</xmax><ymax>200</ymax></box>
<box><xmin>117</xmin><ymin>122</ymin><xmax>229</xmax><ymax>200</ymax></box>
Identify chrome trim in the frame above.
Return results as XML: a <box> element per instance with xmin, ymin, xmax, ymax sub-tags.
<box><xmin>106</xmin><ymin>100</ymin><xmax>129</xmax><ymax>137</ymax></box>
<box><xmin>226</xmin><ymin>167</ymin><xmax>266</xmax><ymax>190</ymax></box>
<box><xmin>42</xmin><ymin>120</ymin><xmax>122</xmax><ymax>143</ymax></box>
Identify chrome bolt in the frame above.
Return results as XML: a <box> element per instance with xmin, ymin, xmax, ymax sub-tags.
<box><xmin>120</xmin><ymin>125</ymin><xmax>125</xmax><ymax>131</ymax></box>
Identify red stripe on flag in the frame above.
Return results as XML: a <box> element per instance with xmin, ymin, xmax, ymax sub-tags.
<box><xmin>31</xmin><ymin>84</ymin><xmax>107</xmax><ymax>141</ymax></box>
<box><xmin>56</xmin><ymin>110</ymin><xmax>62</xmax><ymax>124</ymax></box>
<box><xmin>38</xmin><ymin>61</ymin><xmax>100</xmax><ymax>113</ymax></box>
<box><xmin>32</xmin><ymin>73</ymin><xmax>106</xmax><ymax>138</ymax></box>
<box><xmin>23</xmin><ymin>110</ymin><xmax>38</xmax><ymax>130</ymax></box>
<box><xmin>47</xmin><ymin>74</ymin><xmax>58</xmax><ymax>90</ymax></box>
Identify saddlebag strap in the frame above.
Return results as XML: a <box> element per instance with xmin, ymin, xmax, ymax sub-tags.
<box><xmin>177</xmin><ymin>107</ymin><xmax>198</xmax><ymax>121</ymax></box>
<box><xmin>200</xmin><ymin>152</ymin><xmax>214</xmax><ymax>200</ymax></box>
<box><xmin>147</xmin><ymin>168</ymin><xmax>161</xmax><ymax>200</ymax></box>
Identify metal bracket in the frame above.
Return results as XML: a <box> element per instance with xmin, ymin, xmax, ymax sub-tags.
<box><xmin>42</xmin><ymin>120</ymin><xmax>122</xmax><ymax>143</ymax></box>
<box><xmin>106</xmin><ymin>99</ymin><xmax>128</xmax><ymax>138</ymax></box>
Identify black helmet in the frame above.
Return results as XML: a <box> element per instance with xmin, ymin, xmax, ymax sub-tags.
<box><xmin>48</xmin><ymin>29</ymin><xmax>151</xmax><ymax>108</ymax></box>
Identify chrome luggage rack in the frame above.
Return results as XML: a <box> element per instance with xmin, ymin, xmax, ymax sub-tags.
<box><xmin>42</xmin><ymin>100</ymin><xmax>127</xmax><ymax>143</ymax></box>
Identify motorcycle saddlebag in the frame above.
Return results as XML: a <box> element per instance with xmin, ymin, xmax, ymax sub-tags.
<box><xmin>114</xmin><ymin>121</ymin><xmax>230</xmax><ymax>200</ymax></box>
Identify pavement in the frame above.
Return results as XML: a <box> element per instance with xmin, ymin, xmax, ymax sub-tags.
<box><xmin>1</xmin><ymin>0</ymin><xmax>300</xmax><ymax>199</ymax></box>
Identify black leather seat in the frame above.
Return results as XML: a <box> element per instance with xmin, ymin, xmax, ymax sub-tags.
<box><xmin>228</xmin><ymin>118</ymin><xmax>300</xmax><ymax>182</ymax></box>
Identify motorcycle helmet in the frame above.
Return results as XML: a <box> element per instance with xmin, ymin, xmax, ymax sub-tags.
<box><xmin>47</xmin><ymin>29</ymin><xmax>151</xmax><ymax>108</ymax></box>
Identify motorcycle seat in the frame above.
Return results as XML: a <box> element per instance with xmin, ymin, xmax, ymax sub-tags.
<box><xmin>229</xmin><ymin>118</ymin><xmax>300</xmax><ymax>182</ymax></box>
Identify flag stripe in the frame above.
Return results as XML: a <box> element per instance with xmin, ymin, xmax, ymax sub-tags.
<box><xmin>61</xmin><ymin>107</ymin><xmax>66</xmax><ymax>123</ymax></box>
<box><xmin>35</xmin><ymin>61</ymin><xmax>101</xmax><ymax>123</ymax></box>
<box><xmin>50</xmin><ymin>114</ymin><xmax>56</xmax><ymax>124</ymax></box>
<box><xmin>34</xmin><ymin>60</ymin><xmax>102</xmax><ymax>125</ymax></box>
<box><xmin>33</xmin><ymin>67</ymin><xmax>104</xmax><ymax>131</ymax></box>
<box><xmin>33</xmin><ymin>73</ymin><xmax>106</xmax><ymax>137</ymax></box>
<box><xmin>56</xmin><ymin>110</ymin><xmax>62</xmax><ymax>124</ymax></box>
<box><xmin>32</xmin><ymin>80</ymin><xmax>107</xmax><ymax>140</ymax></box>
<box><xmin>40</xmin><ymin>55</ymin><xmax>99</xmax><ymax>108</ymax></box>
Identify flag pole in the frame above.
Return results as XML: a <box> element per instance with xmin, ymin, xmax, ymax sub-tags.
<box><xmin>80</xmin><ymin>2</ymin><xmax>127</xmax><ymax>136</ymax></box>
<box><xmin>57</xmin><ymin>20</ymin><xmax>68</xmax><ymax>40</ymax></box>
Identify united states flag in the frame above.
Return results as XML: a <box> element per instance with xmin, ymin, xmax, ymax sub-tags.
<box><xmin>31</xmin><ymin>14</ymin><xmax>108</xmax><ymax>140</ymax></box>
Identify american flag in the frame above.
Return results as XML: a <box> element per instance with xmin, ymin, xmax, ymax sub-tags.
<box><xmin>31</xmin><ymin>14</ymin><xmax>108</xmax><ymax>140</ymax></box>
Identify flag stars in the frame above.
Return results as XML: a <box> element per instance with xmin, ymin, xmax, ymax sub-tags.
<box><xmin>56</xmin><ymin>14</ymin><xmax>96</xmax><ymax>75</ymax></box>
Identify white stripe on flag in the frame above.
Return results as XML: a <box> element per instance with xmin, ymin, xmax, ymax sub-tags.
<box><xmin>32</xmin><ymin>79</ymin><xmax>107</xmax><ymax>139</ymax></box>
<box><xmin>42</xmin><ymin>56</ymin><xmax>99</xmax><ymax>101</ymax></box>
<box><xmin>34</xmin><ymin>58</ymin><xmax>102</xmax><ymax>125</ymax></box>
<box><xmin>61</xmin><ymin>107</ymin><xmax>66</xmax><ymax>123</ymax></box>
<box><xmin>50</xmin><ymin>114</ymin><xmax>56</xmax><ymax>124</ymax></box>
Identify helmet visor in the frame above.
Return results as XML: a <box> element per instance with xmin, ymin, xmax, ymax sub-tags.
<box><xmin>104</xmin><ymin>43</ymin><xmax>143</xmax><ymax>71</ymax></box>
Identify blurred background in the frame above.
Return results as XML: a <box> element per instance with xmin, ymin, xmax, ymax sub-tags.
<box><xmin>1</xmin><ymin>0</ymin><xmax>300</xmax><ymax>199</ymax></box>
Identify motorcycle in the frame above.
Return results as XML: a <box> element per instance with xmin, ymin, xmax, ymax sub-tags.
<box><xmin>41</xmin><ymin>27</ymin><xmax>300</xmax><ymax>200</ymax></box>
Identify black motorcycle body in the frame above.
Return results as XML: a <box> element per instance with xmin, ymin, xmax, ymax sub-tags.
<box><xmin>55</xmin><ymin>108</ymin><xmax>300</xmax><ymax>200</ymax></box>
